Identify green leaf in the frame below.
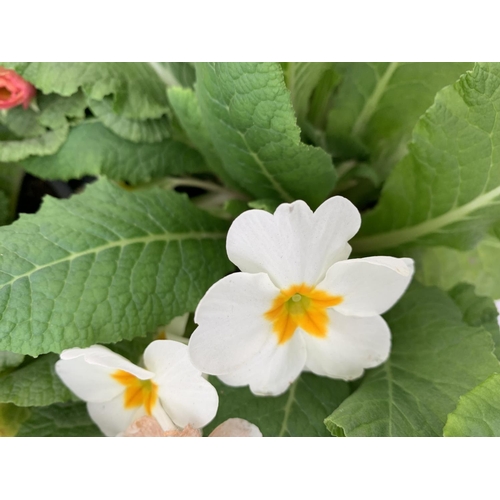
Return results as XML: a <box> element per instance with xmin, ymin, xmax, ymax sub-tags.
<box><xmin>308</xmin><ymin>68</ymin><xmax>341</xmax><ymax>129</ymax></box>
<box><xmin>167</xmin><ymin>87</ymin><xmax>233</xmax><ymax>186</ymax></box>
<box><xmin>0</xmin><ymin>125</ymin><xmax>68</xmax><ymax>163</ymax></box>
<box><xmin>1</xmin><ymin>106</ymin><xmax>46</xmax><ymax>138</ymax></box>
<box><xmin>0</xmin><ymin>351</ymin><xmax>24</xmax><ymax>371</ymax></box>
<box><xmin>0</xmin><ymin>353</ymin><xmax>75</xmax><ymax>406</ymax></box>
<box><xmin>205</xmin><ymin>373</ymin><xmax>350</xmax><ymax>437</ymax></box>
<box><xmin>0</xmin><ymin>403</ymin><xmax>30</xmax><ymax>436</ymax></box>
<box><xmin>0</xmin><ymin>163</ymin><xmax>24</xmax><ymax>226</ymax></box>
<box><xmin>326</xmin><ymin>62</ymin><xmax>472</xmax><ymax>177</ymax></box>
<box><xmin>324</xmin><ymin>282</ymin><xmax>500</xmax><ymax>436</ymax></box>
<box><xmin>2</xmin><ymin>62</ymin><xmax>169</xmax><ymax>120</ymax></box>
<box><xmin>37</xmin><ymin>91</ymin><xmax>87</xmax><ymax>129</ymax></box>
<box><xmin>285</xmin><ymin>62</ymin><xmax>334</xmax><ymax>122</ymax></box>
<box><xmin>353</xmin><ymin>63</ymin><xmax>500</xmax><ymax>254</ymax></box>
<box><xmin>151</xmin><ymin>62</ymin><xmax>196</xmax><ymax>88</ymax></box>
<box><xmin>0</xmin><ymin>179</ymin><xmax>232</xmax><ymax>356</ymax></box>
<box><xmin>22</xmin><ymin>122</ymin><xmax>208</xmax><ymax>184</ymax></box>
<box><xmin>89</xmin><ymin>98</ymin><xmax>170</xmax><ymax>143</ymax></box>
<box><xmin>247</xmin><ymin>198</ymin><xmax>281</xmax><ymax>213</ymax></box>
<box><xmin>412</xmin><ymin>236</ymin><xmax>500</xmax><ymax>300</ymax></box>
<box><xmin>444</xmin><ymin>374</ymin><xmax>500</xmax><ymax>436</ymax></box>
<box><xmin>447</xmin><ymin>283</ymin><xmax>500</xmax><ymax>359</ymax></box>
<box><xmin>195</xmin><ymin>62</ymin><xmax>336</xmax><ymax>208</ymax></box>
<box><xmin>17</xmin><ymin>401</ymin><xmax>103</xmax><ymax>437</ymax></box>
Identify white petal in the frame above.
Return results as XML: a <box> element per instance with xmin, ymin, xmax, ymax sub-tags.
<box><xmin>209</xmin><ymin>418</ymin><xmax>262</xmax><ymax>437</ymax></box>
<box><xmin>61</xmin><ymin>345</ymin><xmax>154</xmax><ymax>379</ymax></box>
<box><xmin>226</xmin><ymin>197</ymin><xmax>360</xmax><ymax>288</ymax></box>
<box><xmin>303</xmin><ymin>311</ymin><xmax>391</xmax><ymax>380</ymax></box>
<box><xmin>145</xmin><ymin>340</ymin><xmax>219</xmax><ymax>429</ymax></box>
<box><xmin>218</xmin><ymin>332</ymin><xmax>306</xmax><ymax>397</ymax></box>
<box><xmin>55</xmin><ymin>345</ymin><xmax>155</xmax><ymax>403</ymax></box>
<box><xmin>87</xmin><ymin>396</ymin><xmax>145</xmax><ymax>437</ymax></box>
<box><xmin>190</xmin><ymin>272</ymin><xmax>279</xmax><ymax>374</ymax></box>
<box><xmin>319</xmin><ymin>256</ymin><xmax>414</xmax><ymax>317</ymax></box>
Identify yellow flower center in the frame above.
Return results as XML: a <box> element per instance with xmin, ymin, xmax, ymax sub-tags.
<box><xmin>264</xmin><ymin>283</ymin><xmax>343</xmax><ymax>344</ymax></box>
<box><xmin>111</xmin><ymin>370</ymin><xmax>159</xmax><ymax>415</ymax></box>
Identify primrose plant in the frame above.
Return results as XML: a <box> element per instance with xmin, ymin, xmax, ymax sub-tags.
<box><xmin>0</xmin><ymin>62</ymin><xmax>499</xmax><ymax>437</ymax></box>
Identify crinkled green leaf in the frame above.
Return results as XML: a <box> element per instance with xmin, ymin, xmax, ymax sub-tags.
<box><xmin>0</xmin><ymin>179</ymin><xmax>232</xmax><ymax>356</ymax></box>
<box><xmin>285</xmin><ymin>62</ymin><xmax>334</xmax><ymax>123</ymax></box>
<box><xmin>0</xmin><ymin>163</ymin><xmax>24</xmax><ymax>225</ymax></box>
<box><xmin>1</xmin><ymin>107</ymin><xmax>46</xmax><ymax>138</ymax></box>
<box><xmin>89</xmin><ymin>98</ymin><xmax>170</xmax><ymax>143</ymax></box>
<box><xmin>17</xmin><ymin>402</ymin><xmax>103</xmax><ymax>437</ymax></box>
<box><xmin>22</xmin><ymin>122</ymin><xmax>207</xmax><ymax>184</ymax></box>
<box><xmin>0</xmin><ymin>351</ymin><xmax>24</xmax><ymax>371</ymax></box>
<box><xmin>448</xmin><ymin>283</ymin><xmax>500</xmax><ymax>359</ymax></box>
<box><xmin>0</xmin><ymin>403</ymin><xmax>30</xmax><ymax>436</ymax></box>
<box><xmin>37</xmin><ymin>91</ymin><xmax>87</xmax><ymax>129</ymax></box>
<box><xmin>444</xmin><ymin>374</ymin><xmax>500</xmax><ymax>436</ymax></box>
<box><xmin>205</xmin><ymin>374</ymin><xmax>349</xmax><ymax>437</ymax></box>
<box><xmin>0</xmin><ymin>125</ymin><xmax>68</xmax><ymax>163</ymax></box>
<box><xmin>326</xmin><ymin>62</ymin><xmax>472</xmax><ymax>176</ymax></box>
<box><xmin>167</xmin><ymin>87</ymin><xmax>234</xmax><ymax>186</ymax></box>
<box><xmin>324</xmin><ymin>283</ymin><xmax>500</xmax><ymax>437</ymax></box>
<box><xmin>195</xmin><ymin>62</ymin><xmax>336</xmax><ymax>208</ymax></box>
<box><xmin>353</xmin><ymin>63</ymin><xmax>500</xmax><ymax>254</ymax></box>
<box><xmin>0</xmin><ymin>353</ymin><xmax>75</xmax><ymax>406</ymax></box>
<box><xmin>412</xmin><ymin>236</ymin><xmax>500</xmax><ymax>300</ymax></box>
<box><xmin>2</xmin><ymin>62</ymin><xmax>169</xmax><ymax>120</ymax></box>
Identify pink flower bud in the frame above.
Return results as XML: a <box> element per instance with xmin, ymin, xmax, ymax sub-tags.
<box><xmin>0</xmin><ymin>67</ymin><xmax>36</xmax><ymax>110</ymax></box>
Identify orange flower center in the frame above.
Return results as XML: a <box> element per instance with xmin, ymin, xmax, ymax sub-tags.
<box><xmin>111</xmin><ymin>370</ymin><xmax>159</xmax><ymax>415</ymax></box>
<box><xmin>0</xmin><ymin>87</ymin><xmax>12</xmax><ymax>100</ymax></box>
<box><xmin>264</xmin><ymin>283</ymin><xmax>343</xmax><ymax>345</ymax></box>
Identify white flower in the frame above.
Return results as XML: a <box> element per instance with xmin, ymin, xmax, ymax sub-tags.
<box><xmin>55</xmin><ymin>340</ymin><xmax>218</xmax><ymax>436</ymax></box>
<box><xmin>188</xmin><ymin>197</ymin><xmax>414</xmax><ymax>396</ymax></box>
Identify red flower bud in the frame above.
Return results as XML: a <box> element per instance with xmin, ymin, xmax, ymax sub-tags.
<box><xmin>0</xmin><ymin>67</ymin><xmax>36</xmax><ymax>110</ymax></box>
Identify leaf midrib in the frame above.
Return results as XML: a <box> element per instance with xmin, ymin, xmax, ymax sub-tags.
<box><xmin>351</xmin><ymin>62</ymin><xmax>399</xmax><ymax>138</ymax></box>
<box><xmin>0</xmin><ymin>230</ymin><xmax>227</xmax><ymax>288</ymax></box>
<box><xmin>353</xmin><ymin>184</ymin><xmax>500</xmax><ymax>252</ymax></box>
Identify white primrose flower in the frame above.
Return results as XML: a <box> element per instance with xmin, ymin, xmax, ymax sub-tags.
<box><xmin>189</xmin><ymin>197</ymin><xmax>415</xmax><ymax>396</ymax></box>
<box><xmin>55</xmin><ymin>340</ymin><xmax>218</xmax><ymax>436</ymax></box>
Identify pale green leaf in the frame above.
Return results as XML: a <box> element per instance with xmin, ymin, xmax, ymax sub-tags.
<box><xmin>0</xmin><ymin>125</ymin><xmax>68</xmax><ymax>162</ymax></box>
<box><xmin>0</xmin><ymin>353</ymin><xmax>75</xmax><ymax>406</ymax></box>
<box><xmin>412</xmin><ymin>236</ymin><xmax>500</xmax><ymax>300</ymax></box>
<box><xmin>22</xmin><ymin>122</ymin><xmax>208</xmax><ymax>184</ymax></box>
<box><xmin>205</xmin><ymin>374</ymin><xmax>349</xmax><ymax>437</ymax></box>
<box><xmin>285</xmin><ymin>62</ymin><xmax>334</xmax><ymax>122</ymax></box>
<box><xmin>327</xmin><ymin>62</ymin><xmax>472</xmax><ymax>177</ymax></box>
<box><xmin>2</xmin><ymin>62</ymin><xmax>169</xmax><ymax>120</ymax></box>
<box><xmin>1</xmin><ymin>106</ymin><xmax>46</xmax><ymax>138</ymax></box>
<box><xmin>151</xmin><ymin>62</ymin><xmax>196</xmax><ymax>88</ymax></box>
<box><xmin>167</xmin><ymin>87</ymin><xmax>235</xmax><ymax>187</ymax></box>
<box><xmin>0</xmin><ymin>351</ymin><xmax>24</xmax><ymax>371</ymax></box>
<box><xmin>353</xmin><ymin>63</ymin><xmax>500</xmax><ymax>254</ymax></box>
<box><xmin>37</xmin><ymin>91</ymin><xmax>87</xmax><ymax>129</ymax></box>
<box><xmin>195</xmin><ymin>62</ymin><xmax>336</xmax><ymax>208</ymax></box>
<box><xmin>89</xmin><ymin>98</ymin><xmax>170</xmax><ymax>143</ymax></box>
<box><xmin>324</xmin><ymin>283</ymin><xmax>500</xmax><ymax>437</ymax></box>
<box><xmin>447</xmin><ymin>283</ymin><xmax>500</xmax><ymax>359</ymax></box>
<box><xmin>17</xmin><ymin>402</ymin><xmax>103</xmax><ymax>437</ymax></box>
<box><xmin>444</xmin><ymin>374</ymin><xmax>500</xmax><ymax>436</ymax></box>
<box><xmin>0</xmin><ymin>179</ymin><xmax>232</xmax><ymax>356</ymax></box>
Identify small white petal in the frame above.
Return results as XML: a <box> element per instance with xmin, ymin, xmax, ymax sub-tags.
<box><xmin>303</xmin><ymin>311</ymin><xmax>391</xmax><ymax>380</ymax></box>
<box><xmin>145</xmin><ymin>340</ymin><xmax>219</xmax><ymax>429</ymax></box>
<box><xmin>190</xmin><ymin>272</ymin><xmax>279</xmax><ymax>374</ymax></box>
<box><xmin>319</xmin><ymin>256</ymin><xmax>414</xmax><ymax>317</ymax></box>
<box><xmin>226</xmin><ymin>197</ymin><xmax>360</xmax><ymax>288</ymax></box>
<box><xmin>60</xmin><ymin>345</ymin><xmax>154</xmax><ymax>379</ymax></box>
<box><xmin>87</xmin><ymin>395</ymin><xmax>145</xmax><ymax>437</ymax></box>
<box><xmin>209</xmin><ymin>418</ymin><xmax>262</xmax><ymax>437</ymax></box>
<box><xmin>219</xmin><ymin>333</ymin><xmax>306</xmax><ymax>397</ymax></box>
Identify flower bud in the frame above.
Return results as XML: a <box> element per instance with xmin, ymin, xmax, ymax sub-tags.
<box><xmin>0</xmin><ymin>67</ymin><xmax>36</xmax><ymax>110</ymax></box>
